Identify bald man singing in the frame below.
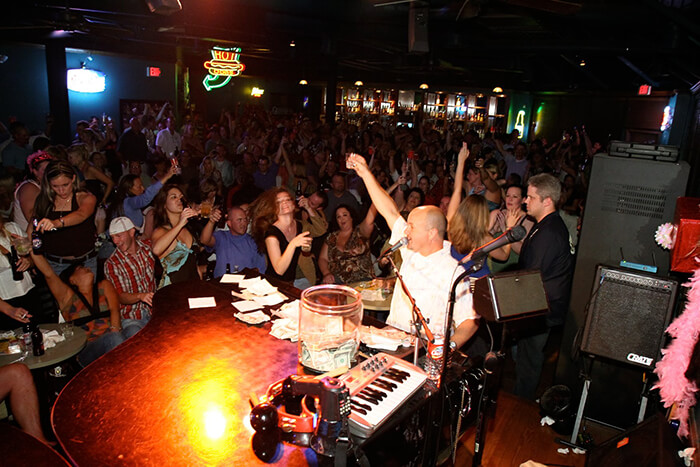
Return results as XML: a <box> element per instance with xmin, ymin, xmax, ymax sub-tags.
<box><xmin>347</xmin><ymin>153</ymin><xmax>479</xmax><ymax>350</ymax></box>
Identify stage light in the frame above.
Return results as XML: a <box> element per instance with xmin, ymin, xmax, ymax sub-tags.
<box><xmin>298</xmin><ymin>79</ymin><xmax>308</xmax><ymax>85</ymax></box>
<box><xmin>67</xmin><ymin>67</ymin><xmax>106</xmax><ymax>93</ymax></box>
<box><xmin>419</xmin><ymin>83</ymin><xmax>429</xmax><ymax>89</ymax></box>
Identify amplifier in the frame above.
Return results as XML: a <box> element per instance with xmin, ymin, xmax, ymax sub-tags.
<box><xmin>472</xmin><ymin>270</ymin><xmax>549</xmax><ymax>322</ymax></box>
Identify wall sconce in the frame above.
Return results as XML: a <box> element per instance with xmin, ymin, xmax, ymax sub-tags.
<box><xmin>67</xmin><ymin>63</ymin><xmax>106</xmax><ymax>93</ymax></box>
<box><xmin>299</xmin><ymin>79</ymin><xmax>308</xmax><ymax>85</ymax></box>
<box><xmin>419</xmin><ymin>83</ymin><xmax>429</xmax><ymax>90</ymax></box>
<box><xmin>354</xmin><ymin>80</ymin><xmax>364</xmax><ymax>87</ymax></box>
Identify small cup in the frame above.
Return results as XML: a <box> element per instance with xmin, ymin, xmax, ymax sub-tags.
<box><xmin>12</xmin><ymin>236</ymin><xmax>32</xmax><ymax>257</ymax></box>
<box><xmin>61</xmin><ymin>322</ymin><xmax>74</xmax><ymax>338</ymax></box>
<box><xmin>200</xmin><ymin>200</ymin><xmax>213</xmax><ymax>218</ymax></box>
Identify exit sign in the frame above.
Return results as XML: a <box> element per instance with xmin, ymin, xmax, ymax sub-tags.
<box><xmin>638</xmin><ymin>84</ymin><xmax>652</xmax><ymax>95</ymax></box>
<box><xmin>146</xmin><ymin>67</ymin><xmax>161</xmax><ymax>78</ymax></box>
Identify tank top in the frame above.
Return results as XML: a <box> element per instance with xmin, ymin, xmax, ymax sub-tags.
<box><xmin>12</xmin><ymin>179</ymin><xmax>40</xmax><ymax>231</ymax></box>
<box><xmin>43</xmin><ymin>193</ymin><xmax>96</xmax><ymax>258</ymax></box>
<box><xmin>65</xmin><ymin>286</ymin><xmax>110</xmax><ymax>342</ymax></box>
<box><xmin>265</xmin><ymin>222</ymin><xmax>302</xmax><ymax>283</ymax></box>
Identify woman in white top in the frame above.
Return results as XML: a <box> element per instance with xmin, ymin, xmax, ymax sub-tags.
<box><xmin>0</xmin><ymin>218</ymin><xmax>36</xmax><ymax>330</ymax></box>
<box><xmin>12</xmin><ymin>151</ymin><xmax>53</xmax><ymax>231</ymax></box>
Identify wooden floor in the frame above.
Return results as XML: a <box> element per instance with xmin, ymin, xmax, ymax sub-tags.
<box><xmin>452</xmin><ymin>391</ymin><xmax>587</xmax><ymax>467</ymax></box>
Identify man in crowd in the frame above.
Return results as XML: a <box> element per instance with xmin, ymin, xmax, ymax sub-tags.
<box><xmin>347</xmin><ymin>153</ymin><xmax>478</xmax><ymax>350</ymax></box>
<box><xmin>117</xmin><ymin>116</ymin><xmax>148</xmax><ymax>165</ymax></box>
<box><xmin>253</xmin><ymin>155</ymin><xmax>279</xmax><ymax>191</ymax></box>
<box><xmin>514</xmin><ymin>173</ymin><xmax>574</xmax><ymax>399</ymax></box>
<box><xmin>324</xmin><ymin>173</ymin><xmax>361</xmax><ymax>220</ymax></box>
<box><xmin>155</xmin><ymin>117</ymin><xmax>181</xmax><ymax>158</ymax></box>
<box><xmin>104</xmin><ymin>217</ymin><xmax>156</xmax><ymax>335</ymax></box>
<box><xmin>200</xmin><ymin>206</ymin><xmax>266</xmax><ymax>278</ymax></box>
<box><xmin>1</xmin><ymin>122</ymin><xmax>32</xmax><ymax>181</ymax></box>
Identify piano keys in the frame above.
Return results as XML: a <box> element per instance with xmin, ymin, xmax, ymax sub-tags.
<box><xmin>338</xmin><ymin>352</ymin><xmax>428</xmax><ymax>438</ymax></box>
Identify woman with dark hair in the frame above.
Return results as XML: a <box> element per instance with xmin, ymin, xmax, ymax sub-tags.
<box><xmin>32</xmin><ymin>160</ymin><xmax>98</xmax><ymax>277</ymax></box>
<box><xmin>400</xmin><ymin>187</ymin><xmax>424</xmax><ymax>219</ymax></box>
<box><xmin>250</xmin><ymin>187</ymin><xmax>327</xmax><ymax>287</ymax></box>
<box><xmin>151</xmin><ymin>184</ymin><xmax>201</xmax><ymax>288</ymax></box>
<box><xmin>110</xmin><ymin>166</ymin><xmax>176</xmax><ymax>232</ymax></box>
<box><xmin>318</xmin><ymin>204</ymin><xmax>377</xmax><ymax>285</ymax></box>
<box><xmin>29</xmin><ymin>244</ymin><xmax>136</xmax><ymax>368</ymax></box>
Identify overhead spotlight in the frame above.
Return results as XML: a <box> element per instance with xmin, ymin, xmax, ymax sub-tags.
<box><xmin>492</xmin><ymin>86</ymin><xmax>503</xmax><ymax>93</ymax></box>
<box><xmin>579</xmin><ymin>59</ymin><xmax>586</xmax><ymax>67</ymax></box>
<box><xmin>419</xmin><ymin>83</ymin><xmax>429</xmax><ymax>89</ymax></box>
<box><xmin>354</xmin><ymin>80</ymin><xmax>364</xmax><ymax>86</ymax></box>
<box><xmin>289</xmin><ymin>41</ymin><xmax>296</xmax><ymax>47</ymax></box>
<box><xmin>299</xmin><ymin>79</ymin><xmax>308</xmax><ymax>85</ymax></box>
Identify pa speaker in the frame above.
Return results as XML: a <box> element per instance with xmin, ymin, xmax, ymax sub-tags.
<box><xmin>473</xmin><ymin>270</ymin><xmax>549</xmax><ymax>322</ymax></box>
<box><xmin>579</xmin><ymin>265</ymin><xmax>677</xmax><ymax>369</ymax></box>
<box><xmin>408</xmin><ymin>5</ymin><xmax>429</xmax><ymax>53</ymax></box>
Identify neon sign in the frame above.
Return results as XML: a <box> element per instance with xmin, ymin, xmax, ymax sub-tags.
<box><xmin>202</xmin><ymin>47</ymin><xmax>245</xmax><ymax>91</ymax></box>
<box><xmin>514</xmin><ymin>110</ymin><xmax>526</xmax><ymax>138</ymax></box>
<box><xmin>251</xmin><ymin>87</ymin><xmax>264</xmax><ymax>97</ymax></box>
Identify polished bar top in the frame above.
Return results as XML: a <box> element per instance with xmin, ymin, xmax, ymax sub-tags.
<box><xmin>52</xmin><ymin>279</ymin><xmax>314</xmax><ymax>466</ymax></box>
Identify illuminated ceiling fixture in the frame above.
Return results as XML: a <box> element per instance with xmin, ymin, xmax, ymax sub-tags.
<box><xmin>354</xmin><ymin>80</ymin><xmax>364</xmax><ymax>86</ymax></box>
<box><xmin>289</xmin><ymin>40</ymin><xmax>296</xmax><ymax>47</ymax></box>
<box><xmin>67</xmin><ymin>63</ymin><xmax>106</xmax><ymax>93</ymax></box>
<box><xmin>579</xmin><ymin>59</ymin><xmax>586</xmax><ymax>67</ymax></box>
<box><xmin>492</xmin><ymin>86</ymin><xmax>503</xmax><ymax>93</ymax></box>
<box><xmin>419</xmin><ymin>83</ymin><xmax>429</xmax><ymax>89</ymax></box>
<box><xmin>298</xmin><ymin>79</ymin><xmax>308</xmax><ymax>85</ymax></box>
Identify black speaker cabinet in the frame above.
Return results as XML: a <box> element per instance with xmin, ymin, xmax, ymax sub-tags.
<box><xmin>473</xmin><ymin>270</ymin><xmax>549</xmax><ymax>322</ymax></box>
<box><xmin>585</xmin><ymin>413</ymin><xmax>683</xmax><ymax>467</ymax></box>
<box><xmin>580</xmin><ymin>265</ymin><xmax>677</xmax><ymax>369</ymax></box>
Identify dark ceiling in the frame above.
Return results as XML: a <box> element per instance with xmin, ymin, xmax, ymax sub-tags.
<box><xmin>3</xmin><ymin>0</ymin><xmax>700</xmax><ymax>92</ymax></box>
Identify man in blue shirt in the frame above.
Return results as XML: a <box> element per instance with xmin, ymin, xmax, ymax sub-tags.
<box><xmin>1</xmin><ymin>122</ymin><xmax>32</xmax><ymax>181</ymax></box>
<box><xmin>200</xmin><ymin>205</ymin><xmax>266</xmax><ymax>277</ymax></box>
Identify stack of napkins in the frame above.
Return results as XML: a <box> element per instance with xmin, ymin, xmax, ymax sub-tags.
<box><xmin>270</xmin><ymin>318</ymin><xmax>298</xmax><ymax>341</ymax></box>
<box><xmin>360</xmin><ymin>325</ymin><xmax>413</xmax><ymax>351</ymax></box>
<box><xmin>271</xmin><ymin>300</ymin><xmax>300</xmax><ymax>320</ymax></box>
<box><xmin>42</xmin><ymin>329</ymin><xmax>65</xmax><ymax>349</ymax></box>
<box><xmin>231</xmin><ymin>276</ymin><xmax>289</xmax><ymax>323</ymax></box>
<box><xmin>234</xmin><ymin>311</ymin><xmax>271</xmax><ymax>325</ymax></box>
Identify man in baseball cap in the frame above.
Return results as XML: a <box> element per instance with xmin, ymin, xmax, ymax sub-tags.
<box><xmin>104</xmin><ymin>217</ymin><xmax>156</xmax><ymax>337</ymax></box>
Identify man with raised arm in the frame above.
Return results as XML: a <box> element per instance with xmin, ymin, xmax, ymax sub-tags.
<box><xmin>346</xmin><ymin>153</ymin><xmax>478</xmax><ymax>349</ymax></box>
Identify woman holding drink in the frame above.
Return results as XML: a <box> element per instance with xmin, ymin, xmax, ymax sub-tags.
<box><xmin>250</xmin><ymin>188</ymin><xmax>327</xmax><ymax>288</ymax></box>
<box><xmin>0</xmin><ymin>216</ymin><xmax>36</xmax><ymax>330</ymax></box>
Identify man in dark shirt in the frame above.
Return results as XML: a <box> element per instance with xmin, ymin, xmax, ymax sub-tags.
<box><xmin>514</xmin><ymin>173</ymin><xmax>574</xmax><ymax>399</ymax></box>
<box><xmin>116</xmin><ymin>117</ymin><xmax>148</xmax><ymax>164</ymax></box>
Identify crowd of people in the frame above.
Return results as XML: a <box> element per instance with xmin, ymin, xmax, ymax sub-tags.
<box><xmin>0</xmin><ymin>104</ymin><xmax>595</xmax><ymax>443</ymax></box>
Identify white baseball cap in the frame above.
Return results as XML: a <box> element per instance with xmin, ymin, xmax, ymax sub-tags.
<box><xmin>109</xmin><ymin>217</ymin><xmax>136</xmax><ymax>236</ymax></box>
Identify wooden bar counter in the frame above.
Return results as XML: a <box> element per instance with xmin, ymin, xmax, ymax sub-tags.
<box><xmin>52</xmin><ymin>279</ymin><xmax>315</xmax><ymax>466</ymax></box>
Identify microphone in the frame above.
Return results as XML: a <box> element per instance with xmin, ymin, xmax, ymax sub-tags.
<box><xmin>459</xmin><ymin>225</ymin><xmax>527</xmax><ymax>265</ymax></box>
<box><xmin>380</xmin><ymin>237</ymin><xmax>408</xmax><ymax>258</ymax></box>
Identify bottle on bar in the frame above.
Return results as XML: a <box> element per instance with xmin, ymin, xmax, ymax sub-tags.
<box><xmin>31</xmin><ymin>324</ymin><xmax>44</xmax><ymax>356</ymax></box>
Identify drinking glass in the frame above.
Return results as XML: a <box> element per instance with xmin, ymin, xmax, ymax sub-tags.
<box><xmin>12</xmin><ymin>236</ymin><xmax>32</xmax><ymax>257</ymax></box>
<box><xmin>200</xmin><ymin>200</ymin><xmax>213</xmax><ymax>218</ymax></box>
<box><xmin>61</xmin><ymin>321</ymin><xmax>74</xmax><ymax>338</ymax></box>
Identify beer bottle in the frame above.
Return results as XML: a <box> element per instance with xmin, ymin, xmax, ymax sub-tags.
<box><xmin>10</xmin><ymin>245</ymin><xmax>22</xmax><ymax>281</ymax></box>
<box><xmin>32</xmin><ymin>219</ymin><xmax>43</xmax><ymax>255</ymax></box>
<box><xmin>226</xmin><ymin>264</ymin><xmax>231</xmax><ymax>274</ymax></box>
<box><xmin>295</xmin><ymin>181</ymin><xmax>303</xmax><ymax>201</ymax></box>
<box><xmin>31</xmin><ymin>324</ymin><xmax>44</xmax><ymax>356</ymax></box>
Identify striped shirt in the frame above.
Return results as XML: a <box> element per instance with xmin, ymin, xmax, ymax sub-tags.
<box><xmin>104</xmin><ymin>239</ymin><xmax>155</xmax><ymax>320</ymax></box>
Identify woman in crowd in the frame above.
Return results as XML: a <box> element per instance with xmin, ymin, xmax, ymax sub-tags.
<box><xmin>199</xmin><ymin>154</ymin><xmax>223</xmax><ymax>194</ymax></box>
<box><xmin>13</xmin><ymin>150</ymin><xmax>53</xmax><ymax>231</ymax></box>
<box><xmin>66</xmin><ymin>144</ymin><xmax>114</xmax><ymax>207</ymax></box>
<box><xmin>251</xmin><ymin>187</ymin><xmax>327</xmax><ymax>288</ymax></box>
<box><xmin>151</xmin><ymin>184</ymin><xmax>201</xmax><ymax>288</ymax></box>
<box><xmin>488</xmin><ymin>184</ymin><xmax>534</xmax><ymax>273</ymax></box>
<box><xmin>32</xmin><ymin>160</ymin><xmax>98</xmax><ymax>277</ymax></box>
<box><xmin>29</xmin><ymin>246</ymin><xmax>134</xmax><ymax>368</ymax></box>
<box><xmin>0</xmin><ymin>216</ymin><xmax>37</xmax><ymax>330</ymax></box>
<box><xmin>447</xmin><ymin>144</ymin><xmax>515</xmax><ymax>275</ymax></box>
<box><xmin>110</xmin><ymin>165</ymin><xmax>176</xmax><ymax>233</ymax></box>
<box><xmin>318</xmin><ymin>204</ymin><xmax>377</xmax><ymax>285</ymax></box>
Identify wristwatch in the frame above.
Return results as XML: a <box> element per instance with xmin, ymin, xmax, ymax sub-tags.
<box><xmin>449</xmin><ymin>341</ymin><xmax>457</xmax><ymax>351</ymax></box>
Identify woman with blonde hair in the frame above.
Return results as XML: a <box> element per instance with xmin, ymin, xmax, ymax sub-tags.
<box><xmin>250</xmin><ymin>187</ymin><xmax>327</xmax><ymax>288</ymax></box>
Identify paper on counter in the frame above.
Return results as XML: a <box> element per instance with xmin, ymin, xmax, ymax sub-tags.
<box><xmin>188</xmin><ymin>297</ymin><xmax>217</xmax><ymax>309</ymax></box>
<box><xmin>232</xmin><ymin>300</ymin><xmax>263</xmax><ymax>313</ymax></box>
<box><xmin>270</xmin><ymin>318</ymin><xmax>298</xmax><ymax>342</ymax></box>
<box><xmin>360</xmin><ymin>325</ymin><xmax>413</xmax><ymax>351</ymax></box>
<box><xmin>220</xmin><ymin>274</ymin><xmax>245</xmax><ymax>283</ymax></box>
<box><xmin>245</xmin><ymin>279</ymin><xmax>278</xmax><ymax>296</ymax></box>
<box><xmin>272</xmin><ymin>300</ymin><xmax>300</xmax><ymax>320</ymax></box>
<box><xmin>252</xmin><ymin>292</ymin><xmax>287</xmax><ymax>307</ymax></box>
<box><xmin>238</xmin><ymin>276</ymin><xmax>262</xmax><ymax>288</ymax></box>
<box><xmin>235</xmin><ymin>311</ymin><xmax>270</xmax><ymax>325</ymax></box>
<box><xmin>42</xmin><ymin>329</ymin><xmax>65</xmax><ymax>349</ymax></box>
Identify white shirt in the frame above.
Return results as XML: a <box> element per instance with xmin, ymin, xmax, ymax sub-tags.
<box><xmin>386</xmin><ymin>217</ymin><xmax>477</xmax><ymax>338</ymax></box>
<box><xmin>155</xmin><ymin>129</ymin><xmax>182</xmax><ymax>157</ymax></box>
<box><xmin>0</xmin><ymin>222</ymin><xmax>35</xmax><ymax>300</ymax></box>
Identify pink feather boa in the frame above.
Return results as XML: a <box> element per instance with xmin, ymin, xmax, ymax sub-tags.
<box><xmin>654</xmin><ymin>265</ymin><xmax>700</xmax><ymax>438</ymax></box>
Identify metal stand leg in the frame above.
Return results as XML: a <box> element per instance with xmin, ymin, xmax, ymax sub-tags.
<box><xmin>569</xmin><ymin>378</ymin><xmax>590</xmax><ymax>445</ymax></box>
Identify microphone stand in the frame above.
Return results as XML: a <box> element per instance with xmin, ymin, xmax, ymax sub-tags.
<box><xmin>386</xmin><ymin>255</ymin><xmax>434</xmax><ymax>366</ymax></box>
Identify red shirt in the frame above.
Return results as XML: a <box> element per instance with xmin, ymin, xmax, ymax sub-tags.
<box><xmin>104</xmin><ymin>240</ymin><xmax>155</xmax><ymax>320</ymax></box>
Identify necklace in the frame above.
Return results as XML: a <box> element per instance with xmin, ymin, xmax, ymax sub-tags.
<box><xmin>55</xmin><ymin>196</ymin><xmax>71</xmax><ymax>210</ymax></box>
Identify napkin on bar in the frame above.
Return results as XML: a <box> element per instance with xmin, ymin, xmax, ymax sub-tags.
<box><xmin>271</xmin><ymin>300</ymin><xmax>300</xmax><ymax>320</ymax></box>
<box><xmin>188</xmin><ymin>297</ymin><xmax>217</xmax><ymax>308</ymax></box>
<box><xmin>252</xmin><ymin>292</ymin><xmax>287</xmax><ymax>307</ymax></box>
<box><xmin>220</xmin><ymin>274</ymin><xmax>245</xmax><ymax>283</ymax></box>
<box><xmin>232</xmin><ymin>301</ymin><xmax>262</xmax><ymax>313</ymax></box>
<box><xmin>234</xmin><ymin>311</ymin><xmax>270</xmax><ymax>325</ymax></box>
<box><xmin>270</xmin><ymin>318</ymin><xmax>298</xmax><ymax>342</ymax></box>
<box><xmin>42</xmin><ymin>329</ymin><xmax>65</xmax><ymax>350</ymax></box>
<box><xmin>360</xmin><ymin>325</ymin><xmax>413</xmax><ymax>351</ymax></box>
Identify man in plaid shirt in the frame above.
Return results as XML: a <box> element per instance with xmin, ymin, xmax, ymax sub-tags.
<box><xmin>104</xmin><ymin>217</ymin><xmax>155</xmax><ymax>337</ymax></box>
